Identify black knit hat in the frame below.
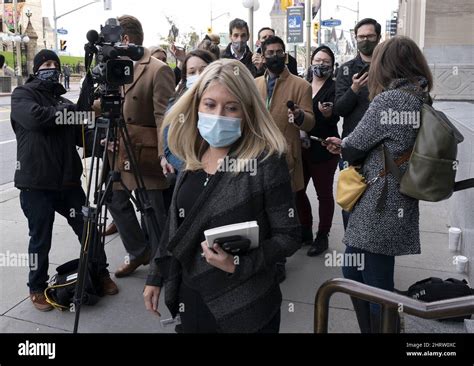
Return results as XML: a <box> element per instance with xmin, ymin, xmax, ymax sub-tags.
<box><xmin>33</xmin><ymin>50</ymin><xmax>61</xmax><ymax>73</ymax></box>
<box><xmin>311</xmin><ymin>45</ymin><xmax>335</xmax><ymax>67</ymax></box>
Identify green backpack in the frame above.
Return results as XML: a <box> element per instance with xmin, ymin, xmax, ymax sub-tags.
<box><xmin>385</xmin><ymin>91</ymin><xmax>474</xmax><ymax>201</ymax></box>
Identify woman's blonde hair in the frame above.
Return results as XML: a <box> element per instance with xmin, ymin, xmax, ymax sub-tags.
<box><xmin>162</xmin><ymin>59</ymin><xmax>287</xmax><ymax>171</ymax></box>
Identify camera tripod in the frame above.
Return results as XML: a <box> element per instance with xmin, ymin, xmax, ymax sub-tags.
<box><xmin>72</xmin><ymin>90</ymin><xmax>163</xmax><ymax>333</ymax></box>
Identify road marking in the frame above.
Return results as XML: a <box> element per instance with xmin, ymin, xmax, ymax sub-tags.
<box><xmin>0</xmin><ymin>139</ymin><xmax>15</xmax><ymax>145</ymax></box>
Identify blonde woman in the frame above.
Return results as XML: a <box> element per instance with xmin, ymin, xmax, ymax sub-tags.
<box><xmin>143</xmin><ymin>59</ymin><xmax>301</xmax><ymax>333</ymax></box>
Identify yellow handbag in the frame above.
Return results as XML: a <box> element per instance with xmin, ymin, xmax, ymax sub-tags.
<box><xmin>336</xmin><ymin>166</ymin><xmax>368</xmax><ymax>212</ymax></box>
<box><xmin>336</xmin><ymin>147</ymin><xmax>413</xmax><ymax>212</ymax></box>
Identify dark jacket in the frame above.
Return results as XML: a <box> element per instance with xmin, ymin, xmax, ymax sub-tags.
<box><xmin>255</xmin><ymin>52</ymin><xmax>299</xmax><ymax>78</ymax></box>
<box><xmin>221</xmin><ymin>43</ymin><xmax>257</xmax><ymax>77</ymax></box>
<box><xmin>146</xmin><ymin>153</ymin><xmax>301</xmax><ymax>332</ymax></box>
<box><xmin>307</xmin><ymin>77</ymin><xmax>340</xmax><ymax>162</ymax></box>
<box><xmin>334</xmin><ymin>54</ymin><xmax>370</xmax><ymax>138</ymax></box>
<box><xmin>10</xmin><ymin>76</ymin><xmax>94</xmax><ymax>190</ymax></box>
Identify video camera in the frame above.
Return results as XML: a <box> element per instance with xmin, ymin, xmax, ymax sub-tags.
<box><xmin>85</xmin><ymin>18</ymin><xmax>144</xmax><ymax>87</ymax></box>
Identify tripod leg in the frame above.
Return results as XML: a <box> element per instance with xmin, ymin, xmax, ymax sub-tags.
<box><xmin>73</xmin><ymin>122</ymin><xmax>112</xmax><ymax>333</ymax></box>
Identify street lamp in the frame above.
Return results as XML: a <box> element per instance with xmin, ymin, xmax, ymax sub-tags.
<box><xmin>242</xmin><ymin>0</ymin><xmax>260</xmax><ymax>52</ymax></box>
<box><xmin>336</xmin><ymin>2</ymin><xmax>360</xmax><ymax>24</ymax></box>
<box><xmin>4</xmin><ymin>3</ymin><xmax>31</xmax><ymax>79</ymax></box>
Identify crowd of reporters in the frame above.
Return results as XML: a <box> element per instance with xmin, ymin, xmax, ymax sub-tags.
<box><xmin>11</xmin><ymin>13</ymin><xmax>433</xmax><ymax>334</ymax></box>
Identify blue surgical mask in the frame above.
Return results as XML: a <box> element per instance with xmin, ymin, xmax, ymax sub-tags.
<box><xmin>186</xmin><ymin>74</ymin><xmax>199</xmax><ymax>89</ymax></box>
<box><xmin>197</xmin><ymin>112</ymin><xmax>242</xmax><ymax>148</ymax></box>
<box><xmin>35</xmin><ymin>68</ymin><xmax>60</xmax><ymax>83</ymax></box>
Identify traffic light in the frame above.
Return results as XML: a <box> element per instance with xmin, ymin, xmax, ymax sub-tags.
<box><xmin>60</xmin><ymin>40</ymin><xmax>67</xmax><ymax>51</ymax></box>
<box><xmin>281</xmin><ymin>0</ymin><xmax>293</xmax><ymax>11</ymax></box>
<box><xmin>313</xmin><ymin>22</ymin><xmax>319</xmax><ymax>35</ymax></box>
<box><xmin>313</xmin><ymin>22</ymin><xmax>319</xmax><ymax>43</ymax></box>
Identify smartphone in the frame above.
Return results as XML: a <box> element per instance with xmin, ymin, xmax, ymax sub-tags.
<box><xmin>310</xmin><ymin>136</ymin><xmax>341</xmax><ymax>148</ymax></box>
<box><xmin>212</xmin><ymin>235</ymin><xmax>242</xmax><ymax>246</ymax></box>
<box><xmin>221</xmin><ymin>239</ymin><xmax>251</xmax><ymax>255</ymax></box>
<box><xmin>357</xmin><ymin>64</ymin><xmax>370</xmax><ymax>78</ymax></box>
<box><xmin>164</xmin><ymin>172</ymin><xmax>177</xmax><ymax>186</ymax></box>
<box><xmin>322</xmin><ymin>102</ymin><xmax>333</xmax><ymax>108</ymax></box>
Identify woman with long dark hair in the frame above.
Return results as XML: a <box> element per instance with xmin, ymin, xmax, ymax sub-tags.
<box><xmin>325</xmin><ymin>36</ymin><xmax>433</xmax><ymax>333</ymax></box>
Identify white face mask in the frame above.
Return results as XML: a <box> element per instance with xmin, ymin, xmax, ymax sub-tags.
<box><xmin>197</xmin><ymin>112</ymin><xmax>242</xmax><ymax>148</ymax></box>
<box><xmin>186</xmin><ymin>74</ymin><xmax>199</xmax><ymax>89</ymax></box>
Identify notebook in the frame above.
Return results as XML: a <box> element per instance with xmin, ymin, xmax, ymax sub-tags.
<box><xmin>204</xmin><ymin>221</ymin><xmax>259</xmax><ymax>249</ymax></box>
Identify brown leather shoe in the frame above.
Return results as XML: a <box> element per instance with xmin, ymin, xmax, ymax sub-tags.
<box><xmin>102</xmin><ymin>222</ymin><xmax>118</xmax><ymax>236</ymax></box>
<box><xmin>100</xmin><ymin>275</ymin><xmax>119</xmax><ymax>295</ymax></box>
<box><xmin>30</xmin><ymin>292</ymin><xmax>54</xmax><ymax>312</ymax></box>
<box><xmin>114</xmin><ymin>251</ymin><xmax>151</xmax><ymax>278</ymax></box>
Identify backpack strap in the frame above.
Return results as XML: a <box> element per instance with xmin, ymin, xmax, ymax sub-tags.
<box><xmin>453</xmin><ymin>178</ymin><xmax>474</xmax><ymax>192</ymax></box>
<box><xmin>376</xmin><ymin>145</ymin><xmax>412</xmax><ymax>211</ymax></box>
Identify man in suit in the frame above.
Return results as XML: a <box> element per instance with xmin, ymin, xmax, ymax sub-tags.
<box><xmin>104</xmin><ymin>15</ymin><xmax>175</xmax><ymax>277</ymax></box>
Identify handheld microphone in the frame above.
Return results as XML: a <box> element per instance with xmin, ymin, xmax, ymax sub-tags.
<box><xmin>287</xmin><ymin>101</ymin><xmax>295</xmax><ymax>111</ymax></box>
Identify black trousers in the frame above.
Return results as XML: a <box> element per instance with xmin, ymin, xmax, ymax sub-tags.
<box><xmin>107</xmin><ymin>189</ymin><xmax>167</xmax><ymax>260</ymax></box>
<box><xmin>178</xmin><ymin>281</ymin><xmax>281</xmax><ymax>333</ymax></box>
<box><xmin>19</xmin><ymin>187</ymin><xmax>108</xmax><ymax>292</ymax></box>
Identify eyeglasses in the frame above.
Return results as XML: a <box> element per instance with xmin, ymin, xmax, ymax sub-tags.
<box><xmin>356</xmin><ymin>35</ymin><xmax>378</xmax><ymax>42</ymax></box>
<box><xmin>264</xmin><ymin>50</ymin><xmax>285</xmax><ymax>58</ymax></box>
<box><xmin>312</xmin><ymin>59</ymin><xmax>332</xmax><ymax>66</ymax></box>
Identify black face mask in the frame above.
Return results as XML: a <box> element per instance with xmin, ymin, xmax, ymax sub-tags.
<box><xmin>265</xmin><ymin>55</ymin><xmax>286</xmax><ymax>74</ymax></box>
<box><xmin>357</xmin><ymin>40</ymin><xmax>378</xmax><ymax>56</ymax></box>
<box><xmin>35</xmin><ymin>68</ymin><xmax>60</xmax><ymax>83</ymax></box>
<box><xmin>312</xmin><ymin>64</ymin><xmax>332</xmax><ymax>78</ymax></box>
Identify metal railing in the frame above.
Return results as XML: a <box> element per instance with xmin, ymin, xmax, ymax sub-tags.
<box><xmin>314</xmin><ymin>278</ymin><xmax>474</xmax><ymax>333</ymax></box>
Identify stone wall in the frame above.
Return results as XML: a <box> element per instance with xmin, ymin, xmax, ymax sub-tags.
<box><xmin>397</xmin><ymin>0</ymin><xmax>474</xmax><ymax>101</ymax></box>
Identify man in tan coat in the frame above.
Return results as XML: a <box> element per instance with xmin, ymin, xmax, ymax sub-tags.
<box><xmin>105</xmin><ymin>15</ymin><xmax>175</xmax><ymax>277</ymax></box>
<box><xmin>255</xmin><ymin>36</ymin><xmax>315</xmax><ymax>193</ymax></box>
<box><xmin>255</xmin><ymin>36</ymin><xmax>314</xmax><ymax>282</ymax></box>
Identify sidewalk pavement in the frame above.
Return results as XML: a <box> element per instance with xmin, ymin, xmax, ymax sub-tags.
<box><xmin>0</xmin><ymin>102</ymin><xmax>471</xmax><ymax>334</ymax></box>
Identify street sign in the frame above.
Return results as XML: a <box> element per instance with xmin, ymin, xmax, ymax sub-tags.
<box><xmin>287</xmin><ymin>6</ymin><xmax>304</xmax><ymax>44</ymax></box>
<box><xmin>57</xmin><ymin>28</ymin><xmax>68</xmax><ymax>35</ymax></box>
<box><xmin>321</xmin><ymin>19</ymin><xmax>342</xmax><ymax>27</ymax></box>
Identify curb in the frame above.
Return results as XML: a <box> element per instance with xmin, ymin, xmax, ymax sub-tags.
<box><xmin>0</xmin><ymin>182</ymin><xmax>18</xmax><ymax>202</ymax></box>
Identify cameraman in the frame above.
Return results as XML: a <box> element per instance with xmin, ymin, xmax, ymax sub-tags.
<box><xmin>11</xmin><ymin>50</ymin><xmax>118</xmax><ymax>312</ymax></box>
<box><xmin>103</xmin><ymin>15</ymin><xmax>175</xmax><ymax>278</ymax></box>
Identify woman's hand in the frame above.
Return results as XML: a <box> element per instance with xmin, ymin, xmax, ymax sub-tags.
<box><xmin>325</xmin><ymin>137</ymin><xmax>343</xmax><ymax>155</ymax></box>
<box><xmin>143</xmin><ymin>285</ymin><xmax>161</xmax><ymax>316</ymax></box>
<box><xmin>318</xmin><ymin>102</ymin><xmax>333</xmax><ymax>118</ymax></box>
<box><xmin>160</xmin><ymin>156</ymin><xmax>175</xmax><ymax>176</ymax></box>
<box><xmin>200</xmin><ymin>241</ymin><xmax>236</xmax><ymax>274</ymax></box>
